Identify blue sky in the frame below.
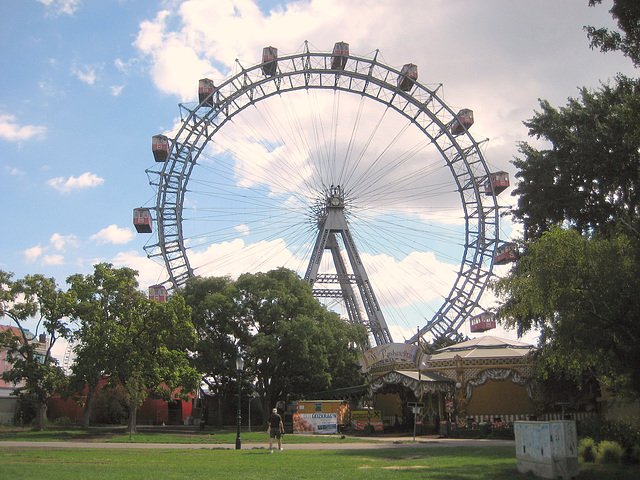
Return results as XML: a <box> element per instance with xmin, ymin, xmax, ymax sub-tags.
<box><xmin>1</xmin><ymin>0</ymin><xmax>637</xmax><ymax>350</ymax></box>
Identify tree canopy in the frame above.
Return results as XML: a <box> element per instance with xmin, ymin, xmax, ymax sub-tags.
<box><xmin>586</xmin><ymin>0</ymin><xmax>640</xmax><ymax>67</ymax></box>
<box><xmin>512</xmin><ymin>75</ymin><xmax>640</xmax><ymax>241</ymax></box>
<box><xmin>493</xmin><ymin>227</ymin><xmax>640</xmax><ymax>395</ymax></box>
<box><xmin>236</xmin><ymin>268</ymin><xmax>367</xmax><ymax>413</ymax></box>
<box><xmin>180</xmin><ymin>275</ymin><xmax>244</xmax><ymax>426</ymax></box>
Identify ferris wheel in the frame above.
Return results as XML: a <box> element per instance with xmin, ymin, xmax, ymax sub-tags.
<box><xmin>136</xmin><ymin>42</ymin><xmax>510</xmax><ymax>347</ymax></box>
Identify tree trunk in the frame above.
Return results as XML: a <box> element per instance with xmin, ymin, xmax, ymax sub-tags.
<box><xmin>216</xmin><ymin>394</ymin><xmax>224</xmax><ymax>427</ymax></box>
<box><xmin>127</xmin><ymin>405</ymin><xmax>138</xmax><ymax>436</ymax></box>
<box><xmin>34</xmin><ymin>402</ymin><xmax>48</xmax><ymax>431</ymax></box>
<box><xmin>81</xmin><ymin>384</ymin><xmax>98</xmax><ymax>428</ymax></box>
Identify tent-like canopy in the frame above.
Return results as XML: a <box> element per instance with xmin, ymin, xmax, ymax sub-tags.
<box><xmin>428</xmin><ymin>335</ymin><xmax>536</xmax><ymax>362</ymax></box>
<box><xmin>370</xmin><ymin>369</ymin><xmax>452</xmax><ymax>397</ymax></box>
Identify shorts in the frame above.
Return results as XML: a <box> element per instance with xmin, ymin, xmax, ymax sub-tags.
<box><xmin>270</xmin><ymin>430</ymin><xmax>282</xmax><ymax>439</ymax></box>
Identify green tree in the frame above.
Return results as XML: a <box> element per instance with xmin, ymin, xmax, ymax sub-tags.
<box><xmin>235</xmin><ymin>268</ymin><xmax>367</xmax><ymax>418</ymax></box>
<box><xmin>67</xmin><ymin>263</ymin><xmax>199</xmax><ymax>432</ymax></box>
<box><xmin>586</xmin><ymin>0</ymin><xmax>640</xmax><ymax>67</ymax></box>
<box><xmin>0</xmin><ymin>270</ymin><xmax>70</xmax><ymax>430</ymax></box>
<box><xmin>181</xmin><ymin>276</ymin><xmax>244</xmax><ymax>427</ymax></box>
<box><xmin>512</xmin><ymin>75</ymin><xmax>640</xmax><ymax>241</ymax></box>
<box><xmin>492</xmin><ymin>227</ymin><xmax>640</xmax><ymax>396</ymax></box>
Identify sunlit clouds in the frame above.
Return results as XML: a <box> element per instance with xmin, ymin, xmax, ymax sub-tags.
<box><xmin>0</xmin><ymin>113</ymin><xmax>46</xmax><ymax>142</ymax></box>
<box><xmin>47</xmin><ymin>172</ymin><xmax>104</xmax><ymax>194</ymax></box>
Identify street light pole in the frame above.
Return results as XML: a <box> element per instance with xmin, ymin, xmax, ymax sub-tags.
<box><xmin>235</xmin><ymin>355</ymin><xmax>244</xmax><ymax>450</ymax></box>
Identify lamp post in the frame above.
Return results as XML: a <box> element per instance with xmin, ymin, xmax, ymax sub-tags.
<box><xmin>235</xmin><ymin>355</ymin><xmax>244</xmax><ymax>450</ymax></box>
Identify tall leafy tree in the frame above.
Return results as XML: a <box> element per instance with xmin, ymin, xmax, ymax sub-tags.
<box><xmin>0</xmin><ymin>270</ymin><xmax>70</xmax><ymax>430</ymax></box>
<box><xmin>181</xmin><ymin>276</ymin><xmax>244</xmax><ymax>427</ymax></box>
<box><xmin>492</xmin><ymin>227</ymin><xmax>640</xmax><ymax>396</ymax></box>
<box><xmin>186</xmin><ymin>268</ymin><xmax>367</xmax><ymax>423</ymax></box>
<box><xmin>235</xmin><ymin>268</ymin><xmax>367</xmax><ymax>418</ymax></box>
<box><xmin>67</xmin><ymin>263</ymin><xmax>199</xmax><ymax>432</ymax></box>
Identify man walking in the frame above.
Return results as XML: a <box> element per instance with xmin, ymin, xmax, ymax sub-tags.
<box><xmin>268</xmin><ymin>407</ymin><xmax>285</xmax><ymax>453</ymax></box>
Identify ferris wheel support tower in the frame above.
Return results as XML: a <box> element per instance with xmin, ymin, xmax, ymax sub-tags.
<box><xmin>304</xmin><ymin>186</ymin><xmax>393</xmax><ymax>348</ymax></box>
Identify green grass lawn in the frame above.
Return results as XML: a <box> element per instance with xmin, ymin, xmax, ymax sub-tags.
<box><xmin>2</xmin><ymin>446</ymin><xmax>638</xmax><ymax>479</ymax></box>
<box><xmin>1</xmin><ymin>428</ymin><xmax>637</xmax><ymax>478</ymax></box>
<box><xmin>0</xmin><ymin>427</ymin><xmax>375</xmax><ymax>444</ymax></box>
<box><xmin>0</xmin><ymin>446</ymin><xmax>528</xmax><ymax>480</ymax></box>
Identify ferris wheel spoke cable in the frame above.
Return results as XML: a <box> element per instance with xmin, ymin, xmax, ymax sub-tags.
<box><xmin>341</xmin><ymin>105</ymin><xmax>392</xmax><ymax>189</ymax></box>
<box><xmin>192</xmin><ymin>220</ymin><xmax>313</xmax><ymax>275</ymax></box>
<box><xmin>352</xmin><ymin>218</ymin><xmax>461</xmax><ymax>267</ymax></box>
<box><xmin>219</xmin><ymin>102</ymin><xmax>313</xmax><ymax>197</ymax></box>
<box><xmin>348</xmin><ymin>118</ymin><xmax>415</xmax><ymax>195</ymax></box>
<box><xmin>247</xmin><ymin>99</ymin><xmax>320</xmax><ymax>194</ymax></box>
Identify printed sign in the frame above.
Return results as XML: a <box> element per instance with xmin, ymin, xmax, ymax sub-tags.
<box><xmin>293</xmin><ymin>413</ymin><xmax>338</xmax><ymax>434</ymax></box>
<box><xmin>350</xmin><ymin>410</ymin><xmax>383</xmax><ymax>431</ymax></box>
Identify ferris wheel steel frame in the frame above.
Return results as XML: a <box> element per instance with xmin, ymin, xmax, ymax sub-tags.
<box><xmin>144</xmin><ymin>44</ymin><xmax>502</xmax><ymax>343</ymax></box>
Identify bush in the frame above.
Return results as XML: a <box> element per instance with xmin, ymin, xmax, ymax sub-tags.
<box><xmin>596</xmin><ymin>440</ymin><xmax>624</xmax><ymax>464</ymax></box>
<box><xmin>579</xmin><ymin>437</ymin><xmax>597</xmax><ymax>462</ymax></box>
<box><xmin>578</xmin><ymin>415</ymin><xmax>640</xmax><ymax>462</ymax></box>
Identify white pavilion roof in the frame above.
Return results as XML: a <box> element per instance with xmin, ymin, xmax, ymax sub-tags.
<box><xmin>428</xmin><ymin>335</ymin><xmax>536</xmax><ymax>362</ymax></box>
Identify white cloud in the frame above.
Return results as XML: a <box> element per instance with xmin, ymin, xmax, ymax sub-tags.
<box><xmin>72</xmin><ymin>64</ymin><xmax>102</xmax><ymax>85</ymax></box>
<box><xmin>50</xmin><ymin>233</ymin><xmax>79</xmax><ymax>251</ymax></box>
<box><xmin>5</xmin><ymin>166</ymin><xmax>25</xmax><ymax>176</ymax></box>
<box><xmin>114</xmin><ymin>57</ymin><xmax>138</xmax><ymax>73</ymax></box>
<box><xmin>111</xmin><ymin>251</ymin><xmax>167</xmax><ymax>288</ymax></box>
<box><xmin>0</xmin><ymin>113</ymin><xmax>46</xmax><ymax>142</ymax></box>
<box><xmin>43</xmin><ymin>254</ymin><xmax>65</xmax><ymax>265</ymax></box>
<box><xmin>188</xmin><ymin>238</ymin><xmax>298</xmax><ymax>279</ymax></box>
<box><xmin>47</xmin><ymin>172</ymin><xmax>104</xmax><ymax>194</ymax></box>
<box><xmin>37</xmin><ymin>0</ymin><xmax>81</xmax><ymax>16</ymax></box>
<box><xmin>90</xmin><ymin>225</ymin><xmax>135</xmax><ymax>245</ymax></box>
<box><xmin>235</xmin><ymin>224</ymin><xmax>250</xmax><ymax>236</ymax></box>
<box><xmin>24</xmin><ymin>245</ymin><xmax>44</xmax><ymax>263</ymax></box>
<box><xmin>110</xmin><ymin>85</ymin><xmax>125</xmax><ymax>96</ymax></box>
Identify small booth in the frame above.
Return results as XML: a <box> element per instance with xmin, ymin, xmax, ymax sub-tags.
<box><xmin>515</xmin><ymin>420</ymin><xmax>578</xmax><ymax>479</ymax></box>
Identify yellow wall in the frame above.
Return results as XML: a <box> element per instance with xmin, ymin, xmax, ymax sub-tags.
<box><xmin>297</xmin><ymin>400</ymin><xmax>342</xmax><ymax>414</ymax></box>
<box><xmin>466</xmin><ymin>378</ymin><xmax>535</xmax><ymax>416</ymax></box>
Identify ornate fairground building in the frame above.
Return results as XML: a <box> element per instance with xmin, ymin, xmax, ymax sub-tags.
<box><xmin>358</xmin><ymin>336</ymin><xmax>540</xmax><ymax>433</ymax></box>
